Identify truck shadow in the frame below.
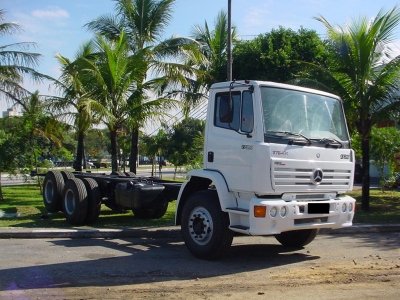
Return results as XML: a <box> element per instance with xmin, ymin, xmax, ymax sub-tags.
<box><xmin>0</xmin><ymin>235</ymin><xmax>319</xmax><ymax>291</ymax></box>
<box><xmin>323</xmin><ymin>232</ymin><xmax>400</xmax><ymax>250</ymax></box>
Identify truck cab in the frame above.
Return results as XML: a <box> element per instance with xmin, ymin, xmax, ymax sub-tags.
<box><xmin>176</xmin><ymin>80</ymin><xmax>356</xmax><ymax>260</ymax></box>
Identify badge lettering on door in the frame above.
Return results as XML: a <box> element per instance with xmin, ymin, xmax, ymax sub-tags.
<box><xmin>241</xmin><ymin>145</ymin><xmax>253</xmax><ymax>150</ymax></box>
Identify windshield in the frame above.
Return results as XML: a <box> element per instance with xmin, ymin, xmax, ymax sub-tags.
<box><xmin>261</xmin><ymin>87</ymin><xmax>350</xmax><ymax>147</ymax></box>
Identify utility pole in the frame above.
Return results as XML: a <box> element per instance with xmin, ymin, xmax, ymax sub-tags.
<box><xmin>227</xmin><ymin>0</ymin><xmax>232</xmax><ymax>81</ymax></box>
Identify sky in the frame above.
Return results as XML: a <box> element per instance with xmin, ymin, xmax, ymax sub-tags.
<box><xmin>1</xmin><ymin>0</ymin><xmax>400</xmax><ymax>117</ymax></box>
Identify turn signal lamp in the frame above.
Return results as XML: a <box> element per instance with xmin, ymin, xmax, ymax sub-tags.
<box><xmin>254</xmin><ymin>206</ymin><xmax>266</xmax><ymax>218</ymax></box>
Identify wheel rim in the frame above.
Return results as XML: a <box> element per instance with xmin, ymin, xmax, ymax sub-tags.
<box><xmin>64</xmin><ymin>189</ymin><xmax>76</xmax><ymax>215</ymax></box>
<box><xmin>44</xmin><ymin>180</ymin><xmax>54</xmax><ymax>204</ymax></box>
<box><xmin>188</xmin><ymin>206</ymin><xmax>213</xmax><ymax>245</ymax></box>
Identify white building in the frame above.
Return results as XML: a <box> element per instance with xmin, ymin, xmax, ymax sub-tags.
<box><xmin>2</xmin><ymin>107</ymin><xmax>20</xmax><ymax>118</ymax></box>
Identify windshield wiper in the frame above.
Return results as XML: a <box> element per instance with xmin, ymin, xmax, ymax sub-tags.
<box><xmin>310</xmin><ymin>138</ymin><xmax>343</xmax><ymax>148</ymax></box>
<box><xmin>265</xmin><ymin>130</ymin><xmax>312</xmax><ymax>145</ymax></box>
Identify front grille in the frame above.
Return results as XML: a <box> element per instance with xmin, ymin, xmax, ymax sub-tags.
<box><xmin>272</xmin><ymin>164</ymin><xmax>352</xmax><ymax>191</ymax></box>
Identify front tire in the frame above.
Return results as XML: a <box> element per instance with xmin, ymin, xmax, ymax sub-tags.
<box><xmin>181</xmin><ymin>190</ymin><xmax>233</xmax><ymax>260</ymax></box>
<box><xmin>62</xmin><ymin>178</ymin><xmax>88</xmax><ymax>225</ymax></box>
<box><xmin>274</xmin><ymin>229</ymin><xmax>319</xmax><ymax>247</ymax></box>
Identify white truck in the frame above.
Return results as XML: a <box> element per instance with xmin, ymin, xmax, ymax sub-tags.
<box><xmin>42</xmin><ymin>80</ymin><xmax>356</xmax><ymax>260</ymax></box>
<box><xmin>175</xmin><ymin>80</ymin><xmax>356</xmax><ymax>259</ymax></box>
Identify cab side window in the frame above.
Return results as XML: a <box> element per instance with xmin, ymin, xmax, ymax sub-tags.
<box><xmin>215</xmin><ymin>92</ymin><xmax>240</xmax><ymax>130</ymax></box>
<box><xmin>214</xmin><ymin>90</ymin><xmax>253</xmax><ymax>133</ymax></box>
<box><xmin>241</xmin><ymin>91</ymin><xmax>254</xmax><ymax>133</ymax></box>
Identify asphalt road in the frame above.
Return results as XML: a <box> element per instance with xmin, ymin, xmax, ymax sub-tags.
<box><xmin>0</xmin><ymin>232</ymin><xmax>399</xmax><ymax>299</ymax></box>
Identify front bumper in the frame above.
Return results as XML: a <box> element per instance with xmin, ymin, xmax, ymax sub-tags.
<box><xmin>247</xmin><ymin>195</ymin><xmax>356</xmax><ymax>235</ymax></box>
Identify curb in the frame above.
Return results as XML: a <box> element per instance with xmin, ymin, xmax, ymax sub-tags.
<box><xmin>0</xmin><ymin>226</ymin><xmax>181</xmax><ymax>239</ymax></box>
<box><xmin>0</xmin><ymin>224</ymin><xmax>399</xmax><ymax>239</ymax></box>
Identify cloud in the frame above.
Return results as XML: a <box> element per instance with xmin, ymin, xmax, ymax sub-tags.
<box><xmin>31</xmin><ymin>8</ymin><xmax>69</xmax><ymax>19</ymax></box>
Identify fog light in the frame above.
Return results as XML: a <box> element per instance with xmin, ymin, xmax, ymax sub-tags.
<box><xmin>342</xmin><ymin>203</ymin><xmax>347</xmax><ymax>212</ymax></box>
<box><xmin>254</xmin><ymin>206</ymin><xmax>266</xmax><ymax>218</ymax></box>
<box><xmin>270</xmin><ymin>206</ymin><xmax>277</xmax><ymax>218</ymax></box>
<box><xmin>280</xmin><ymin>206</ymin><xmax>287</xmax><ymax>217</ymax></box>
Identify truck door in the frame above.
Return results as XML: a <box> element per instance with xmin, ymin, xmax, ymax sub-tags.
<box><xmin>205</xmin><ymin>89</ymin><xmax>255</xmax><ymax>192</ymax></box>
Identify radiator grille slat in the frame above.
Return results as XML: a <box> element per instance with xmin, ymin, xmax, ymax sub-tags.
<box><xmin>272</xmin><ymin>163</ymin><xmax>352</xmax><ymax>190</ymax></box>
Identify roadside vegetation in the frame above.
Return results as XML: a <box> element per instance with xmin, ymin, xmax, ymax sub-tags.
<box><xmin>0</xmin><ymin>184</ymin><xmax>399</xmax><ymax>228</ymax></box>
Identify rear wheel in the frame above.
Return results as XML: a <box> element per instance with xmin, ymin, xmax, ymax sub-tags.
<box><xmin>111</xmin><ymin>171</ymin><xmax>125</xmax><ymax>176</ymax></box>
<box><xmin>60</xmin><ymin>170</ymin><xmax>75</xmax><ymax>183</ymax></box>
<box><xmin>274</xmin><ymin>229</ymin><xmax>319</xmax><ymax>247</ymax></box>
<box><xmin>124</xmin><ymin>172</ymin><xmax>136</xmax><ymax>177</ymax></box>
<box><xmin>43</xmin><ymin>171</ymin><xmax>64</xmax><ymax>213</ymax></box>
<box><xmin>62</xmin><ymin>178</ymin><xmax>88</xmax><ymax>225</ymax></box>
<box><xmin>81</xmin><ymin>178</ymin><xmax>101</xmax><ymax>224</ymax></box>
<box><xmin>181</xmin><ymin>190</ymin><xmax>233</xmax><ymax>260</ymax></box>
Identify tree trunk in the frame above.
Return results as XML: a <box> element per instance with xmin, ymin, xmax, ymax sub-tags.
<box><xmin>82</xmin><ymin>140</ymin><xmax>87</xmax><ymax>169</ymax></box>
<box><xmin>129</xmin><ymin>128</ymin><xmax>138</xmax><ymax>174</ymax></box>
<box><xmin>361</xmin><ymin>137</ymin><xmax>370</xmax><ymax>211</ymax></box>
<box><xmin>75</xmin><ymin>132</ymin><xmax>84</xmax><ymax>171</ymax></box>
<box><xmin>0</xmin><ymin>155</ymin><xmax>3</xmax><ymax>201</ymax></box>
<box><xmin>110</xmin><ymin>130</ymin><xmax>118</xmax><ymax>172</ymax></box>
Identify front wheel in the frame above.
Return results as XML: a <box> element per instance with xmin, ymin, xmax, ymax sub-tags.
<box><xmin>274</xmin><ymin>229</ymin><xmax>319</xmax><ymax>247</ymax></box>
<box><xmin>181</xmin><ymin>190</ymin><xmax>233</xmax><ymax>260</ymax></box>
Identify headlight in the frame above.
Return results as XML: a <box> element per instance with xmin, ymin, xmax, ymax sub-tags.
<box><xmin>349</xmin><ymin>202</ymin><xmax>353</xmax><ymax>212</ymax></box>
<box><xmin>270</xmin><ymin>206</ymin><xmax>277</xmax><ymax>218</ymax></box>
<box><xmin>280</xmin><ymin>206</ymin><xmax>287</xmax><ymax>217</ymax></box>
<box><xmin>342</xmin><ymin>203</ymin><xmax>347</xmax><ymax>212</ymax></box>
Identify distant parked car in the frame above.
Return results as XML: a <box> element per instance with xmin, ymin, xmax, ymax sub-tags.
<box><xmin>73</xmin><ymin>160</ymin><xmax>95</xmax><ymax>169</ymax></box>
<box><xmin>86</xmin><ymin>161</ymin><xmax>95</xmax><ymax>169</ymax></box>
<box><xmin>91</xmin><ymin>161</ymin><xmax>110</xmax><ymax>168</ymax></box>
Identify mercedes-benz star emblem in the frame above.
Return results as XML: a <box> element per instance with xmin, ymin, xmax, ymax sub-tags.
<box><xmin>312</xmin><ymin>168</ymin><xmax>323</xmax><ymax>185</ymax></box>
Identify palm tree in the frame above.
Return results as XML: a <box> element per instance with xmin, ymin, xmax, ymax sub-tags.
<box><xmin>0</xmin><ymin>129</ymin><xmax>8</xmax><ymax>200</ymax></box>
<box><xmin>141</xmin><ymin>128</ymin><xmax>168</xmax><ymax>176</ymax></box>
<box><xmin>169</xmin><ymin>9</ymin><xmax>239</xmax><ymax>121</ymax></box>
<box><xmin>21</xmin><ymin>91</ymin><xmax>63</xmax><ymax>166</ymax></box>
<box><xmin>78</xmin><ymin>32</ymin><xmax>146</xmax><ymax>171</ymax></box>
<box><xmin>190</xmin><ymin>10</ymin><xmax>238</xmax><ymax>86</ymax></box>
<box><xmin>53</xmin><ymin>41</ymin><xmax>98</xmax><ymax>171</ymax></box>
<box><xmin>311</xmin><ymin>7</ymin><xmax>400</xmax><ymax>211</ymax></box>
<box><xmin>0</xmin><ymin>10</ymin><xmax>45</xmax><ymax>107</ymax></box>
<box><xmin>85</xmin><ymin>0</ymin><xmax>205</xmax><ymax>173</ymax></box>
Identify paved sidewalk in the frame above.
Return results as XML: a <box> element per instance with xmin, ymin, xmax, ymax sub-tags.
<box><xmin>0</xmin><ymin>223</ymin><xmax>399</xmax><ymax>239</ymax></box>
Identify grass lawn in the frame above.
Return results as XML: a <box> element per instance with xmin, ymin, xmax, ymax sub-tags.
<box><xmin>0</xmin><ymin>184</ymin><xmax>399</xmax><ymax>228</ymax></box>
<box><xmin>347</xmin><ymin>189</ymin><xmax>400</xmax><ymax>224</ymax></box>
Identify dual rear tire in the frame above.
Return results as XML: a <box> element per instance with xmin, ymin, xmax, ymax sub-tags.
<box><xmin>42</xmin><ymin>171</ymin><xmax>101</xmax><ymax>225</ymax></box>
